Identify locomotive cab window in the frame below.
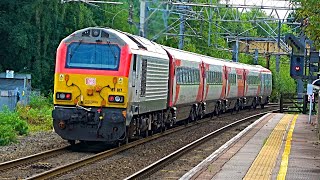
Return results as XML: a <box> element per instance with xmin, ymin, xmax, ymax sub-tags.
<box><xmin>66</xmin><ymin>42</ymin><xmax>120</xmax><ymax>70</ymax></box>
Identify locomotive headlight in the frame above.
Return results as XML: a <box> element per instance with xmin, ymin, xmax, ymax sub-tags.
<box><xmin>108</xmin><ymin>95</ymin><xmax>124</xmax><ymax>103</ymax></box>
<box><xmin>92</xmin><ymin>29</ymin><xmax>100</xmax><ymax>37</ymax></box>
<box><xmin>56</xmin><ymin>92</ymin><xmax>72</xmax><ymax>100</ymax></box>
<box><xmin>115</xmin><ymin>96</ymin><xmax>121</xmax><ymax>102</ymax></box>
<box><xmin>60</xmin><ymin>93</ymin><xmax>66</xmax><ymax>99</ymax></box>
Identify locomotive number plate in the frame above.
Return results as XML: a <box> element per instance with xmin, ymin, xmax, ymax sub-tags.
<box><xmin>85</xmin><ymin>78</ymin><xmax>96</xmax><ymax>86</ymax></box>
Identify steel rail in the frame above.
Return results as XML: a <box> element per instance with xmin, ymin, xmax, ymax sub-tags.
<box><xmin>0</xmin><ymin>146</ymin><xmax>70</xmax><ymax>172</ymax></box>
<box><xmin>125</xmin><ymin>109</ymin><xmax>279</xmax><ymax>180</ymax></box>
<box><xmin>24</xmin><ymin>105</ymin><xmax>278</xmax><ymax>179</ymax></box>
<box><xmin>25</xmin><ymin>115</ymin><xmax>217</xmax><ymax>180</ymax></box>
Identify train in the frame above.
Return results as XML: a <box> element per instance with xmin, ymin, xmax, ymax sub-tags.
<box><xmin>52</xmin><ymin>27</ymin><xmax>272</xmax><ymax>145</ymax></box>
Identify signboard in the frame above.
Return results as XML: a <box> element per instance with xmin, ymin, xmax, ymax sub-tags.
<box><xmin>307</xmin><ymin>84</ymin><xmax>313</xmax><ymax>95</ymax></box>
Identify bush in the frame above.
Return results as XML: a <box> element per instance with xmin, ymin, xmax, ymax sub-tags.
<box><xmin>16</xmin><ymin>94</ymin><xmax>53</xmax><ymax>132</ymax></box>
<box><xmin>29</xmin><ymin>93</ymin><xmax>51</xmax><ymax>109</ymax></box>
<box><xmin>0</xmin><ymin>107</ymin><xmax>28</xmax><ymax>146</ymax></box>
<box><xmin>0</xmin><ymin>125</ymin><xmax>16</xmax><ymax>146</ymax></box>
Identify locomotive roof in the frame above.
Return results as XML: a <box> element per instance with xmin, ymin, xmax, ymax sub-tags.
<box><xmin>64</xmin><ymin>27</ymin><xmax>168</xmax><ymax>57</ymax></box>
<box><xmin>64</xmin><ymin>27</ymin><xmax>271</xmax><ymax>74</ymax></box>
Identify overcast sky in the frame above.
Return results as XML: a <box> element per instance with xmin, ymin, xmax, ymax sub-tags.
<box><xmin>219</xmin><ymin>0</ymin><xmax>294</xmax><ymax>19</ymax></box>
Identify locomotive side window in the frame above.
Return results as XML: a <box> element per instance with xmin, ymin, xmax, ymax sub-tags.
<box><xmin>66</xmin><ymin>42</ymin><xmax>120</xmax><ymax>70</ymax></box>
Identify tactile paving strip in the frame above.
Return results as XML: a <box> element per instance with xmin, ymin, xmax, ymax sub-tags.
<box><xmin>243</xmin><ymin>114</ymin><xmax>294</xmax><ymax>180</ymax></box>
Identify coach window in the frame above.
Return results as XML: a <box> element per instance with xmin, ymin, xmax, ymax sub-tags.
<box><xmin>196</xmin><ymin>69</ymin><xmax>199</xmax><ymax>84</ymax></box>
<box><xmin>179</xmin><ymin>67</ymin><xmax>183</xmax><ymax>84</ymax></box>
<box><xmin>180</xmin><ymin>68</ymin><xmax>184</xmax><ymax>84</ymax></box>
<box><xmin>195</xmin><ymin>69</ymin><xmax>198</xmax><ymax>84</ymax></box>
<box><xmin>188</xmin><ymin>69</ymin><xmax>191</xmax><ymax>84</ymax></box>
<box><xmin>184</xmin><ymin>68</ymin><xmax>188</xmax><ymax>84</ymax></box>
<box><xmin>213</xmin><ymin>71</ymin><xmax>215</xmax><ymax>84</ymax></box>
<box><xmin>176</xmin><ymin>67</ymin><xmax>181</xmax><ymax>84</ymax></box>
<box><xmin>187</xmin><ymin>68</ymin><xmax>190</xmax><ymax>84</ymax></box>
<box><xmin>196</xmin><ymin>70</ymin><xmax>200</xmax><ymax>84</ymax></box>
<box><xmin>189</xmin><ymin>69</ymin><xmax>195</xmax><ymax>84</ymax></box>
<box><xmin>192</xmin><ymin>69</ymin><xmax>195</xmax><ymax>84</ymax></box>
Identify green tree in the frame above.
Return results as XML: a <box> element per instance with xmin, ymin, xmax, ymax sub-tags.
<box><xmin>295</xmin><ymin>0</ymin><xmax>320</xmax><ymax>48</ymax></box>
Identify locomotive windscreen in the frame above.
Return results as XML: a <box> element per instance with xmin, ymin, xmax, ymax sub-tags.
<box><xmin>66</xmin><ymin>42</ymin><xmax>121</xmax><ymax>70</ymax></box>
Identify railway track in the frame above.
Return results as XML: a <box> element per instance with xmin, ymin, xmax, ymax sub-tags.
<box><xmin>0</xmin><ymin>146</ymin><xmax>70</xmax><ymax>172</ymax></box>
<box><xmin>24</xmin><ymin>116</ymin><xmax>223</xmax><ymax>180</ymax></box>
<box><xmin>0</xmin><ymin>105</ymin><xmax>279</xmax><ymax>179</ymax></box>
<box><xmin>125</xmin><ymin>109</ymin><xmax>279</xmax><ymax>179</ymax></box>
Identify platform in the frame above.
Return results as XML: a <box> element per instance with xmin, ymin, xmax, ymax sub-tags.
<box><xmin>181</xmin><ymin>113</ymin><xmax>320</xmax><ymax>180</ymax></box>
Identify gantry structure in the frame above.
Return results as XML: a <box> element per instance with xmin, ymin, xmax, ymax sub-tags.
<box><xmin>139</xmin><ymin>0</ymin><xmax>300</xmax><ymax>67</ymax></box>
<box><xmin>62</xmin><ymin>0</ymin><xmax>301</xmax><ymax>69</ymax></box>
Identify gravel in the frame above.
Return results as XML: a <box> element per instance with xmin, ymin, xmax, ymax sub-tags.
<box><xmin>0</xmin><ymin>131</ymin><xmax>68</xmax><ymax>163</ymax></box>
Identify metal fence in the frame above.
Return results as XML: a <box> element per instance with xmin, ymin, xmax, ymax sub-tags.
<box><xmin>0</xmin><ymin>90</ymin><xmax>18</xmax><ymax>111</ymax></box>
<box><xmin>0</xmin><ymin>88</ymin><xmax>31</xmax><ymax>111</ymax></box>
<box><xmin>0</xmin><ymin>72</ymin><xmax>32</xmax><ymax>112</ymax></box>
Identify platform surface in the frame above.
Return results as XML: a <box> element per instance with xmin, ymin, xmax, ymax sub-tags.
<box><xmin>181</xmin><ymin>113</ymin><xmax>320</xmax><ymax>180</ymax></box>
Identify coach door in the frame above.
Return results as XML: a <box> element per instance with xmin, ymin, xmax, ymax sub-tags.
<box><xmin>260</xmin><ymin>73</ymin><xmax>265</xmax><ymax>96</ymax></box>
<box><xmin>200</xmin><ymin>62</ymin><xmax>206</xmax><ymax>102</ymax></box>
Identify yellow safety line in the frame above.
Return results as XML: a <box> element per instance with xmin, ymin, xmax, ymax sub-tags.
<box><xmin>243</xmin><ymin>114</ymin><xmax>294</xmax><ymax>180</ymax></box>
<box><xmin>277</xmin><ymin>114</ymin><xmax>298</xmax><ymax>180</ymax></box>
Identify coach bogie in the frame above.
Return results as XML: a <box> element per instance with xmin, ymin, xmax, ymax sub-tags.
<box><xmin>199</xmin><ymin>102</ymin><xmax>206</xmax><ymax>119</ymax></box>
